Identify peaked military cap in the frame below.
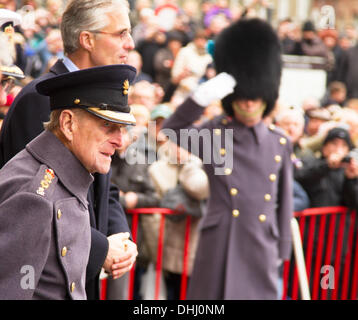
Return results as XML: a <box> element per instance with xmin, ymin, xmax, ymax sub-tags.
<box><xmin>36</xmin><ymin>64</ymin><xmax>137</xmax><ymax>126</ymax></box>
<box><xmin>214</xmin><ymin>18</ymin><xmax>282</xmax><ymax>117</ymax></box>
<box><xmin>0</xmin><ymin>8</ymin><xmax>22</xmax><ymax>31</ymax></box>
<box><xmin>1</xmin><ymin>64</ymin><xmax>25</xmax><ymax>79</ymax></box>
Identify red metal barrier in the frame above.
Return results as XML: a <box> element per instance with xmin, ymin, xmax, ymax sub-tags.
<box><xmin>283</xmin><ymin>206</ymin><xmax>358</xmax><ymax>300</ymax></box>
<box><xmin>100</xmin><ymin>208</ymin><xmax>192</xmax><ymax>300</ymax></box>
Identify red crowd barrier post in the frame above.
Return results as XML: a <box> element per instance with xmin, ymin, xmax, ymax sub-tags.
<box><xmin>128</xmin><ymin>212</ymin><xmax>139</xmax><ymax>300</ymax></box>
<box><xmin>155</xmin><ymin>213</ymin><xmax>166</xmax><ymax>300</ymax></box>
<box><xmin>180</xmin><ymin>216</ymin><xmax>191</xmax><ymax>300</ymax></box>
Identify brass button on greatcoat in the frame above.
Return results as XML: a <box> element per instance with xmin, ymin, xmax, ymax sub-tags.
<box><xmin>220</xmin><ymin>148</ymin><xmax>226</xmax><ymax>156</ymax></box>
<box><xmin>61</xmin><ymin>246</ymin><xmax>67</xmax><ymax>257</ymax></box>
<box><xmin>264</xmin><ymin>194</ymin><xmax>271</xmax><ymax>201</ymax></box>
<box><xmin>259</xmin><ymin>214</ymin><xmax>267</xmax><ymax>222</ymax></box>
<box><xmin>230</xmin><ymin>188</ymin><xmax>238</xmax><ymax>196</ymax></box>
<box><xmin>269</xmin><ymin>174</ymin><xmax>277</xmax><ymax>182</ymax></box>
<box><xmin>225</xmin><ymin>168</ymin><xmax>232</xmax><ymax>175</ymax></box>
<box><xmin>275</xmin><ymin>155</ymin><xmax>282</xmax><ymax>163</ymax></box>
<box><xmin>57</xmin><ymin>209</ymin><xmax>62</xmax><ymax>220</ymax></box>
<box><xmin>280</xmin><ymin>137</ymin><xmax>287</xmax><ymax>145</ymax></box>
<box><xmin>232</xmin><ymin>210</ymin><xmax>240</xmax><ymax>217</ymax></box>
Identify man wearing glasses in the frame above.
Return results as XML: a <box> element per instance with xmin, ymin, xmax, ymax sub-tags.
<box><xmin>0</xmin><ymin>0</ymin><xmax>137</xmax><ymax>300</ymax></box>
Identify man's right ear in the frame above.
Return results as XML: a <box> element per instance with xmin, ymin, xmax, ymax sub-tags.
<box><xmin>79</xmin><ymin>31</ymin><xmax>95</xmax><ymax>52</ymax></box>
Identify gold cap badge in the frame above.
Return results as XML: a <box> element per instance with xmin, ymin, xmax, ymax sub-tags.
<box><xmin>123</xmin><ymin>79</ymin><xmax>129</xmax><ymax>95</ymax></box>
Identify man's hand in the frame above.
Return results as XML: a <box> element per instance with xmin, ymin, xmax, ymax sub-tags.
<box><xmin>344</xmin><ymin>158</ymin><xmax>358</xmax><ymax>179</ymax></box>
<box><xmin>103</xmin><ymin>233</ymin><xmax>138</xmax><ymax>279</ymax></box>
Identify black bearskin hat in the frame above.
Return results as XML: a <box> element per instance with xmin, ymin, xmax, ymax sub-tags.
<box><xmin>214</xmin><ymin>18</ymin><xmax>282</xmax><ymax>117</ymax></box>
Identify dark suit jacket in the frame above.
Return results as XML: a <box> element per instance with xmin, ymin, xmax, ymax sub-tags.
<box><xmin>0</xmin><ymin>59</ymin><xmax>131</xmax><ymax>299</ymax></box>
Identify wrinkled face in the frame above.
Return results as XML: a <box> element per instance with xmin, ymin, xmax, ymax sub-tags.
<box><xmin>232</xmin><ymin>98</ymin><xmax>265</xmax><ymax>127</ymax></box>
<box><xmin>322</xmin><ymin>138</ymin><xmax>349</xmax><ymax>159</ymax></box>
<box><xmin>68</xmin><ymin>110</ymin><xmax>125</xmax><ymax>174</ymax></box>
<box><xmin>89</xmin><ymin>7</ymin><xmax>135</xmax><ymax>65</ymax></box>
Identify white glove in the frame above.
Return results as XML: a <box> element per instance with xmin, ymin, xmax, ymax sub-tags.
<box><xmin>192</xmin><ymin>72</ymin><xmax>237</xmax><ymax>107</ymax></box>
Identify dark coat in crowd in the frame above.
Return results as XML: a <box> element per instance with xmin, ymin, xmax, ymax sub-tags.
<box><xmin>340</xmin><ymin>44</ymin><xmax>358</xmax><ymax>99</ymax></box>
<box><xmin>162</xmin><ymin>98</ymin><xmax>293</xmax><ymax>299</ymax></box>
<box><xmin>294</xmin><ymin>155</ymin><xmax>358</xmax><ymax>208</ymax></box>
<box><xmin>0</xmin><ymin>59</ymin><xmax>130</xmax><ymax>299</ymax></box>
<box><xmin>0</xmin><ymin>131</ymin><xmax>92</xmax><ymax>299</ymax></box>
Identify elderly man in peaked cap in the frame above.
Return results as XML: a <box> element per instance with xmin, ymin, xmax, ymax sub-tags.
<box><xmin>0</xmin><ymin>0</ymin><xmax>138</xmax><ymax>299</ymax></box>
<box><xmin>162</xmin><ymin>18</ymin><xmax>293</xmax><ymax>299</ymax></box>
<box><xmin>0</xmin><ymin>64</ymin><xmax>137</xmax><ymax>299</ymax></box>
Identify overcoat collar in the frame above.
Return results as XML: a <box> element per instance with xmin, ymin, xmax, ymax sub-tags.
<box><xmin>26</xmin><ymin>130</ymin><xmax>93</xmax><ymax>207</ymax></box>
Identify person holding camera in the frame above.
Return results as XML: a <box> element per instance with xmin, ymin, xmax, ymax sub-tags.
<box><xmin>295</xmin><ymin>126</ymin><xmax>358</xmax><ymax>208</ymax></box>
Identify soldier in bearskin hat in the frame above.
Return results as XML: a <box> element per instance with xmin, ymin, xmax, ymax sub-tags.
<box><xmin>162</xmin><ymin>17</ymin><xmax>293</xmax><ymax>299</ymax></box>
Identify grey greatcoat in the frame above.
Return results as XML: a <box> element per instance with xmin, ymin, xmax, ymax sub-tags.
<box><xmin>0</xmin><ymin>131</ymin><xmax>93</xmax><ymax>299</ymax></box>
<box><xmin>162</xmin><ymin>98</ymin><xmax>294</xmax><ymax>299</ymax></box>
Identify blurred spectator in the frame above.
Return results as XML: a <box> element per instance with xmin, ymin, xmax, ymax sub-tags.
<box><xmin>321</xmin><ymin>81</ymin><xmax>347</xmax><ymax>107</ymax></box>
<box><xmin>154</xmin><ymin>30</ymin><xmax>184</xmax><ymax>95</ymax></box>
<box><xmin>295</xmin><ymin>127</ymin><xmax>358</xmax><ymax>208</ymax></box>
<box><xmin>136</xmin><ymin>25</ymin><xmax>166</xmax><ymax>80</ymax></box>
<box><xmin>42</xmin><ymin>28</ymin><xmax>63</xmax><ymax>71</ymax></box>
<box><xmin>275</xmin><ymin>106</ymin><xmax>313</xmax><ymax>159</ymax></box>
<box><xmin>291</xmin><ymin>20</ymin><xmax>330</xmax><ymax>61</ymax></box>
<box><xmin>340</xmin><ymin>36</ymin><xmax>358</xmax><ymax>100</ymax></box>
<box><xmin>131</xmin><ymin>7</ymin><xmax>155</xmax><ymax>45</ymax></box>
<box><xmin>319</xmin><ymin>28</ymin><xmax>347</xmax><ymax>86</ymax></box>
<box><xmin>300</xmin><ymin>107</ymin><xmax>333</xmax><ymax>152</ymax></box>
<box><xmin>206</xmin><ymin>10</ymin><xmax>230</xmax><ymax>39</ymax></box>
<box><xmin>148</xmin><ymin>141</ymin><xmax>208</xmax><ymax>300</ymax></box>
<box><xmin>127</xmin><ymin>49</ymin><xmax>153</xmax><ymax>83</ymax></box>
<box><xmin>346</xmin><ymin>98</ymin><xmax>358</xmax><ymax>113</ymax></box>
<box><xmin>343</xmin><ymin>23</ymin><xmax>357</xmax><ymax>48</ymax></box>
<box><xmin>203</xmin><ymin>0</ymin><xmax>232</xmax><ymax>28</ymax></box>
<box><xmin>45</xmin><ymin>0</ymin><xmax>64</xmax><ymax>28</ymax></box>
<box><xmin>274</xmin><ymin>106</ymin><xmax>311</xmax><ymax>212</ymax></box>
<box><xmin>130</xmin><ymin>0</ymin><xmax>152</xmax><ymax>27</ymax></box>
<box><xmin>338</xmin><ymin>32</ymin><xmax>353</xmax><ymax>51</ymax></box>
<box><xmin>154</xmin><ymin>0</ymin><xmax>180</xmax><ymax>32</ymax></box>
<box><xmin>108</xmin><ymin>125</ymin><xmax>160</xmax><ymax>300</ymax></box>
<box><xmin>129</xmin><ymin>80</ymin><xmax>159</xmax><ymax>111</ymax></box>
<box><xmin>0</xmin><ymin>8</ymin><xmax>27</xmax><ymax>72</ymax></box>
<box><xmin>171</xmin><ymin>28</ymin><xmax>212</xmax><ymax>100</ymax></box>
<box><xmin>277</xmin><ymin>18</ymin><xmax>297</xmax><ymax>54</ymax></box>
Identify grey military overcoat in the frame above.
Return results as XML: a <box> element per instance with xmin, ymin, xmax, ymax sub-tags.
<box><xmin>0</xmin><ymin>130</ymin><xmax>93</xmax><ymax>299</ymax></box>
<box><xmin>162</xmin><ymin>98</ymin><xmax>293</xmax><ymax>299</ymax></box>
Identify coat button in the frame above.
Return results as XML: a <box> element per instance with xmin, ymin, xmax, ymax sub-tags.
<box><xmin>275</xmin><ymin>155</ymin><xmax>282</xmax><ymax>163</ymax></box>
<box><xmin>214</xmin><ymin>129</ymin><xmax>221</xmax><ymax>136</ymax></box>
<box><xmin>280</xmin><ymin>137</ymin><xmax>287</xmax><ymax>145</ymax></box>
<box><xmin>70</xmin><ymin>282</ymin><xmax>76</xmax><ymax>292</ymax></box>
<box><xmin>220</xmin><ymin>148</ymin><xmax>226</xmax><ymax>156</ymax></box>
<box><xmin>230</xmin><ymin>188</ymin><xmax>238</xmax><ymax>196</ymax></box>
<box><xmin>57</xmin><ymin>209</ymin><xmax>62</xmax><ymax>220</ymax></box>
<box><xmin>61</xmin><ymin>246</ymin><xmax>67</xmax><ymax>257</ymax></box>
<box><xmin>269</xmin><ymin>174</ymin><xmax>277</xmax><ymax>182</ymax></box>
<box><xmin>264</xmin><ymin>194</ymin><xmax>271</xmax><ymax>201</ymax></box>
<box><xmin>225</xmin><ymin>168</ymin><xmax>232</xmax><ymax>175</ymax></box>
<box><xmin>259</xmin><ymin>214</ymin><xmax>266</xmax><ymax>222</ymax></box>
<box><xmin>232</xmin><ymin>210</ymin><xmax>240</xmax><ymax>217</ymax></box>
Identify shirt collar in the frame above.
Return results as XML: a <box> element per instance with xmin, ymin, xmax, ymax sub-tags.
<box><xmin>62</xmin><ymin>56</ymin><xmax>79</xmax><ymax>72</ymax></box>
<box><xmin>26</xmin><ymin>130</ymin><xmax>93</xmax><ymax>207</ymax></box>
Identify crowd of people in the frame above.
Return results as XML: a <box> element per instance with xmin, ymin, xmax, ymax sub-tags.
<box><xmin>1</xmin><ymin>0</ymin><xmax>358</xmax><ymax>300</ymax></box>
